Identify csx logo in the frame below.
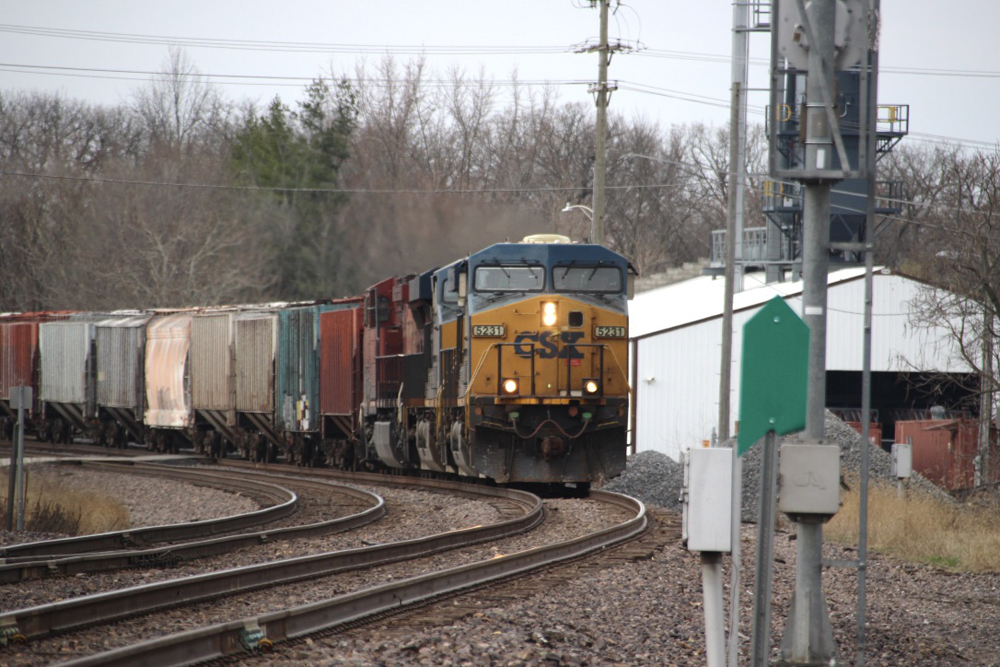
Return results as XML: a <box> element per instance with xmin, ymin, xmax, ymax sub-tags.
<box><xmin>514</xmin><ymin>331</ymin><xmax>584</xmax><ymax>360</ymax></box>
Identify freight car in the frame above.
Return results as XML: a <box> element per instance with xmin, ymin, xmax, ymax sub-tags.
<box><xmin>0</xmin><ymin>236</ymin><xmax>634</xmax><ymax>488</ymax></box>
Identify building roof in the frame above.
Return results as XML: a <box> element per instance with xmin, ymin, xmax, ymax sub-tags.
<box><xmin>629</xmin><ymin>267</ymin><xmax>873</xmax><ymax>339</ymax></box>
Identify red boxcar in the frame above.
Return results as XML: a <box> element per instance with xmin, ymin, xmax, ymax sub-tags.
<box><xmin>895</xmin><ymin>419</ymin><xmax>1000</xmax><ymax>491</ymax></box>
<box><xmin>1</xmin><ymin>312</ymin><xmax>71</xmax><ymax>421</ymax></box>
<box><xmin>319</xmin><ymin>301</ymin><xmax>364</xmax><ymax>435</ymax></box>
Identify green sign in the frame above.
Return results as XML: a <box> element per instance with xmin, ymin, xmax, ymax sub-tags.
<box><xmin>737</xmin><ymin>296</ymin><xmax>809</xmax><ymax>455</ymax></box>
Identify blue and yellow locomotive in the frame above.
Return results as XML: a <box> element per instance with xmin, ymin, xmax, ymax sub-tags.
<box><xmin>363</xmin><ymin>235</ymin><xmax>633</xmax><ymax>488</ymax></box>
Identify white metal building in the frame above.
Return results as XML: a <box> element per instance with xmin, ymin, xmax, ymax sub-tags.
<box><xmin>629</xmin><ymin>268</ymin><xmax>972</xmax><ymax>461</ymax></box>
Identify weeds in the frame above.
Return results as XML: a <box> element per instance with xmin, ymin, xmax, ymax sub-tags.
<box><xmin>0</xmin><ymin>469</ymin><xmax>129</xmax><ymax>535</ymax></box>
<box><xmin>826</xmin><ymin>477</ymin><xmax>1000</xmax><ymax>572</ymax></box>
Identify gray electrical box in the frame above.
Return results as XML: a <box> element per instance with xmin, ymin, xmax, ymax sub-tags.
<box><xmin>891</xmin><ymin>443</ymin><xmax>913</xmax><ymax>479</ymax></box>
<box><xmin>778</xmin><ymin>442</ymin><xmax>841</xmax><ymax>516</ymax></box>
<box><xmin>682</xmin><ymin>447</ymin><xmax>733</xmax><ymax>553</ymax></box>
<box><xmin>9</xmin><ymin>386</ymin><xmax>32</xmax><ymax>410</ymax></box>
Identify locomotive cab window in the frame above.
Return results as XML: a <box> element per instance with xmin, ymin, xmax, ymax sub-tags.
<box><xmin>366</xmin><ymin>294</ymin><xmax>391</xmax><ymax>326</ymax></box>
<box><xmin>553</xmin><ymin>266</ymin><xmax>623</xmax><ymax>293</ymax></box>
<box><xmin>474</xmin><ymin>265</ymin><xmax>544</xmax><ymax>292</ymax></box>
<box><xmin>440</xmin><ymin>275</ymin><xmax>459</xmax><ymax>305</ymax></box>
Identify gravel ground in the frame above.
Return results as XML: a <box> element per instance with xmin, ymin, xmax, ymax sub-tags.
<box><xmin>605</xmin><ymin>410</ymin><xmax>951</xmax><ymax>520</ymax></box>
<box><xmin>5</xmin><ymin>427</ymin><xmax>1000</xmax><ymax>666</ymax></box>
<box><xmin>0</xmin><ymin>466</ymin><xmax>630</xmax><ymax>664</ymax></box>
<box><xmin>279</xmin><ymin>414</ymin><xmax>1000</xmax><ymax>665</ymax></box>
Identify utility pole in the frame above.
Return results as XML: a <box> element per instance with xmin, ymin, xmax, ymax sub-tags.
<box><xmin>590</xmin><ymin>0</ymin><xmax>611</xmax><ymax>246</ymax></box>
<box><xmin>593</xmin><ymin>0</ymin><xmax>608</xmax><ymax>246</ymax></box>
<box><xmin>577</xmin><ymin>1</ymin><xmax>626</xmax><ymax>246</ymax></box>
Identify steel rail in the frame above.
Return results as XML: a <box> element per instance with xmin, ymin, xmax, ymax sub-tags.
<box><xmin>0</xmin><ymin>462</ymin><xmax>299</xmax><ymax>560</ymax></box>
<box><xmin>0</xmin><ymin>484</ymin><xmax>540</xmax><ymax>649</ymax></box>
<box><xmin>0</xmin><ymin>478</ymin><xmax>384</xmax><ymax>583</ymax></box>
<box><xmin>55</xmin><ymin>491</ymin><xmax>644</xmax><ymax>667</ymax></box>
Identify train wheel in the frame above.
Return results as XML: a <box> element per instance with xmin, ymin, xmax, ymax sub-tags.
<box><xmin>114</xmin><ymin>425</ymin><xmax>127</xmax><ymax>449</ymax></box>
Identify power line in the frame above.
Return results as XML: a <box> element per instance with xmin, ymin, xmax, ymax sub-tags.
<box><xmin>0</xmin><ymin>24</ymin><xmax>570</xmax><ymax>56</ymax></box>
<box><xmin>0</xmin><ymin>61</ymin><xmax>593</xmax><ymax>89</ymax></box>
<box><xmin>3</xmin><ymin>22</ymin><xmax>1000</xmax><ymax>81</ymax></box>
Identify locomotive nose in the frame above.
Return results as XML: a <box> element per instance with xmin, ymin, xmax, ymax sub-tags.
<box><xmin>540</xmin><ymin>435</ymin><xmax>566</xmax><ymax>461</ymax></box>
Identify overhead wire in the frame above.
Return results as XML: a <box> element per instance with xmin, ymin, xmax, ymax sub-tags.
<box><xmin>0</xmin><ymin>21</ymin><xmax>995</xmax><ymax>157</ymax></box>
<box><xmin>2</xmin><ymin>22</ymin><xmax>999</xmax><ymax>79</ymax></box>
<box><xmin>2</xmin><ymin>59</ymin><xmax>991</xmax><ymax>149</ymax></box>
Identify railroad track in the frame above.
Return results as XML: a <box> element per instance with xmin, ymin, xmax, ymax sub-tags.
<box><xmin>0</xmin><ymin>449</ymin><xmax>666</xmax><ymax>666</ymax></box>
<box><xmin>32</xmin><ymin>491</ymin><xmax>648</xmax><ymax>667</ymax></box>
<box><xmin>0</xmin><ymin>461</ymin><xmax>385</xmax><ymax>583</ymax></box>
<box><xmin>0</xmin><ymin>467</ymin><xmax>543</xmax><ymax>662</ymax></box>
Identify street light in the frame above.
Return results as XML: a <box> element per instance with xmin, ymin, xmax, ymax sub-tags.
<box><xmin>561</xmin><ymin>202</ymin><xmax>594</xmax><ymax>242</ymax></box>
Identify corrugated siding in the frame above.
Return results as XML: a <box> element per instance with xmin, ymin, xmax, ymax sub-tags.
<box><xmin>145</xmin><ymin>312</ymin><xmax>193</xmax><ymax>428</ymax></box>
<box><xmin>39</xmin><ymin>321</ymin><xmax>92</xmax><ymax>404</ymax></box>
<box><xmin>277</xmin><ymin>305</ymin><xmax>350</xmax><ymax>432</ymax></box>
<box><xmin>632</xmin><ymin>273</ymin><xmax>974</xmax><ymax>460</ymax></box>
<box><xmin>634</xmin><ymin>320</ymin><xmax>724</xmax><ymax>460</ymax></box>
<box><xmin>96</xmin><ymin>316</ymin><xmax>149</xmax><ymax>410</ymax></box>
<box><xmin>277</xmin><ymin>307</ymin><xmax>317</xmax><ymax>432</ymax></box>
<box><xmin>825</xmin><ymin>275</ymin><xmax>968</xmax><ymax>372</ymax></box>
<box><xmin>191</xmin><ymin>312</ymin><xmax>234</xmax><ymax>413</ymax></box>
<box><xmin>235</xmin><ymin>313</ymin><xmax>276</xmax><ymax>413</ymax></box>
<box><xmin>0</xmin><ymin>322</ymin><xmax>38</xmax><ymax>401</ymax></box>
<box><xmin>320</xmin><ymin>307</ymin><xmax>361</xmax><ymax>416</ymax></box>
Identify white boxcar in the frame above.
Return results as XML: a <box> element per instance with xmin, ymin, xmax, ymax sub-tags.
<box><xmin>144</xmin><ymin>312</ymin><xmax>194</xmax><ymax>430</ymax></box>
<box><xmin>95</xmin><ymin>314</ymin><xmax>152</xmax><ymax>447</ymax></box>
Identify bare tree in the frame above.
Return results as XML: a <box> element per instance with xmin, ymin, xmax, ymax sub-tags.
<box><xmin>79</xmin><ymin>152</ymin><xmax>271</xmax><ymax>309</ymax></box>
<box><xmin>901</xmin><ymin>147</ymin><xmax>1000</xmax><ymax>481</ymax></box>
<box><xmin>130</xmin><ymin>46</ymin><xmax>228</xmax><ymax>153</ymax></box>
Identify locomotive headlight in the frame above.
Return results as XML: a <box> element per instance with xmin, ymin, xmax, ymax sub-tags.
<box><xmin>502</xmin><ymin>378</ymin><xmax>519</xmax><ymax>395</ymax></box>
<box><xmin>583</xmin><ymin>379</ymin><xmax>600</xmax><ymax>395</ymax></box>
<box><xmin>541</xmin><ymin>301</ymin><xmax>558</xmax><ymax>327</ymax></box>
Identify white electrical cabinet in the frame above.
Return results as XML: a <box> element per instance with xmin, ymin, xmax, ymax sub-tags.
<box><xmin>682</xmin><ymin>447</ymin><xmax>733</xmax><ymax>553</ymax></box>
<box><xmin>892</xmin><ymin>443</ymin><xmax>913</xmax><ymax>479</ymax></box>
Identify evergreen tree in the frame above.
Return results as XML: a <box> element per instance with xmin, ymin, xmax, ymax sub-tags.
<box><xmin>230</xmin><ymin>78</ymin><xmax>357</xmax><ymax>299</ymax></box>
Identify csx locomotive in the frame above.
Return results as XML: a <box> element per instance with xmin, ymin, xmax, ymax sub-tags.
<box><xmin>0</xmin><ymin>235</ymin><xmax>633</xmax><ymax>488</ymax></box>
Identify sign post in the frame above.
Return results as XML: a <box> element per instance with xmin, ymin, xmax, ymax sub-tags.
<box><xmin>9</xmin><ymin>386</ymin><xmax>31</xmax><ymax>532</ymax></box>
<box><xmin>737</xmin><ymin>297</ymin><xmax>809</xmax><ymax>666</ymax></box>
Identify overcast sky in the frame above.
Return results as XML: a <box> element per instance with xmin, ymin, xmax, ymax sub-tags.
<box><xmin>0</xmin><ymin>1</ymin><xmax>996</xmax><ymax>151</ymax></box>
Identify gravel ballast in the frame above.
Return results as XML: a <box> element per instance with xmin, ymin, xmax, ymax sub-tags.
<box><xmin>606</xmin><ymin>410</ymin><xmax>951</xmax><ymax>521</ymax></box>
<box><xmin>5</xmin><ymin>424</ymin><xmax>1000</xmax><ymax>665</ymax></box>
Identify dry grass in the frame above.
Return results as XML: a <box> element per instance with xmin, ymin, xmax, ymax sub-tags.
<box><xmin>826</xmin><ymin>477</ymin><xmax>1000</xmax><ymax>572</ymax></box>
<box><xmin>0</xmin><ymin>470</ymin><xmax>130</xmax><ymax>535</ymax></box>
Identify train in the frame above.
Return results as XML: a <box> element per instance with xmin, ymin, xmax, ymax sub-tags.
<box><xmin>0</xmin><ymin>235</ymin><xmax>634</xmax><ymax>489</ymax></box>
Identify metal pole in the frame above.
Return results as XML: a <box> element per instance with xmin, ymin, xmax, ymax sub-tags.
<box><xmin>701</xmin><ymin>551</ymin><xmax>726</xmax><ymax>667</ymax></box>
<box><xmin>856</xmin><ymin>3</ymin><xmax>880</xmax><ymax>662</ymax></box>
<box><xmin>802</xmin><ymin>180</ymin><xmax>831</xmax><ymax>438</ymax></box>
<box><xmin>5</xmin><ymin>424</ymin><xmax>15</xmax><ymax>531</ymax></box>
<box><xmin>591</xmin><ymin>0</ymin><xmax>609</xmax><ymax>246</ymax></box>
<box><xmin>16</xmin><ymin>387</ymin><xmax>26</xmax><ymax>531</ymax></box>
<box><xmin>981</xmin><ymin>307</ymin><xmax>993</xmax><ymax>485</ymax></box>
<box><xmin>727</xmin><ymin>449</ymin><xmax>743</xmax><ymax>667</ymax></box>
<box><xmin>780</xmin><ymin>0</ymin><xmax>837</xmax><ymax>662</ymax></box>
<box><xmin>723</xmin><ymin>2</ymin><xmax>750</xmax><ymax>657</ymax></box>
<box><xmin>720</xmin><ymin>81</ymin><xmax>739</xmax><ymax>448</ymax></box>
<box><xmin>750</xmin><ymin>430</ymin><xmax>779</xmax><ymax>666</ymax></box>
